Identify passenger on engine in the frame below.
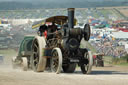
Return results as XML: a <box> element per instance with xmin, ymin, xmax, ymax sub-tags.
<box><xmin>38</xmin><ymin>24</ymin><xmax>48</xmax><ymax>36</ymax></box>
<box><xmin>48</xmin><ymin>22</ymin><xmax>58</xmax><ymax>33</ymax></box>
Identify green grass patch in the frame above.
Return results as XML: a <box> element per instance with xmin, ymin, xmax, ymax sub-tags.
<box><xmin>117</xmin><ymin>63</ymin><xmax>128</xmax><ymax>66</ymax></box>
<box><xmin>80</xmin><ymin>42</ymin><xmax>97</xmax><ymax>53</ymax></box>
<box><xmin>112</xmin><ymin>55</ymin><xmax>128</xmax><ymax>66</ymax></box>
<box><xmin>0</xmin><ymin>49</ymin><xmax>17</xmax><ymax>56</ymax></box>
<box><xmin>103</xmin><ymin>56</ymin><xmax>128</xmax><ymax>66</ymax></box>
<box><xmin>86</xmin><ymin>42</ymin><xmax>97</xmax><ymax>53</ymax></box>
<box><xmin>103</xmin><ymin>56</ymin><xmax>113</xmax><ymax>64</ymax></box>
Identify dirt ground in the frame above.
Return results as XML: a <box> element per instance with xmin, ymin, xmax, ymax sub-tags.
<box><xmin>0</xmin><ymin>52</ymin><xmax>128</xmax><ymax>85</ymax></box>
<box><xmin>0</xmin><ymin>65</ymin><xmax>128</xmax><ymax>85</ymax></box>
<box><xmin>119</xmin><ymin>9</ymin><xmax>128</xmax><ymax>17</ymax></box>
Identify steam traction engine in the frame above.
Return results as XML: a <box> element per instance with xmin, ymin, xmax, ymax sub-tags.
<box><xmin>31</xmin><ymin>8</ymin><xmax>93</xmax><ymax>74</ymax></box>
<box><xmin>12</xmin><ymin>8</ymin><xmax>93</xmax><ymax>74</ymax></box>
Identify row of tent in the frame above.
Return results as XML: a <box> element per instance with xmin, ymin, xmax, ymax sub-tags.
<box><xmin>88</xmin><ymin>19</ymin><xmax>110</xmax><ymax>28</ymax></box>
<box><xmin>0</xmin><ymin>20</ymin><xmax>8</xmax><ymax>24</ymax></box>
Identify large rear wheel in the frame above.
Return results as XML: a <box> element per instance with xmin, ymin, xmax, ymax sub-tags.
<box><xmin>31</xmin><ymin>36</ymin><xmax>46</xmax><ymax>72</ymax></box>
<box><xmin>81</xmin><ymin>51</ymin><xmax>93</xmax><ymax>74</ymax></box>
<box><xmin>51</xmin><ymin>48</ymin><xmax>62</xmax><ymax>74</ymax></box>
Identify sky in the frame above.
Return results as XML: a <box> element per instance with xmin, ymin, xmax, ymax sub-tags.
<box><xmin>0</xmin><ymin>0</ymin><xmax>127</xmax><ymax>9</ymax></box>
<box><xmin>0</xmin><ymin>0</ymin><xmax>126</xmax><ymax>2</ymax></box>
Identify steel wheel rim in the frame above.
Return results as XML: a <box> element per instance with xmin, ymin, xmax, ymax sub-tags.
<box><xmin>81</xmin><ymin>51</ymin><xmax>93</xmax><ymax>74</ymax></box>
<box><xmin>51</xmin><ymin>50</ymin><xmax>59</xmax><ymax>72</ymax></box>
<box><xmin>32</xmin><ymin>39</ymin><xmax>39</xmax><ymax>69</ymax></box>
<box><xmin>85</xmin><ymin>53</ymin><xmax>89</xmax><ymax>72</ymax></box>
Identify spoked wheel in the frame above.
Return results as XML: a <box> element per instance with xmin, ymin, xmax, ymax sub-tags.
<box><xmin>12</xmin><ymin>57</ymin><xmax>17</xmax><ymax>69</ymax></box>
<box><xmin>81</xmin><ymin>51</ymin><xmax>93</xmax><ymax>74</ymax></box>
<box><xmin>22</xmin><ymin>57</ymin><xmax>28</xmax><ymax>71</ymax></box>
<box><xmin>31</xmin><ymin>36</ymin><xmax>46</xmax><ymax>72</ymax></box>
<box><xmin>51</xmin><ymin>48</ymin><xmax>62</xmax><ymax>74</ymax></box>
<box><xmin>62</xmin><ymin>63</ymin><xmax>76</xmax><ymax>73</ymax></box>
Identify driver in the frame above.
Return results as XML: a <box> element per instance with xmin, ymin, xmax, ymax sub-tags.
<box><xmin>49</xmin><ymin>22</ymin><xmax>57</xmax><ymax>33</ymax></box>
<box><xmin>47</xmin><ymin>22</ymin><xmax>58</xmax><ymax>39</ymax></box>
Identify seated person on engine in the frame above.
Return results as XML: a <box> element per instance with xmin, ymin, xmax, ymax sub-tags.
<box><xmin>38</xmin><ymin>24</ymin><xmax>48</xmax><ymax>36</ymax></box>
<box><xmin>48</xmin><ymin>22</ymin><xmax>57</xmax><ymax>33</ymax></box>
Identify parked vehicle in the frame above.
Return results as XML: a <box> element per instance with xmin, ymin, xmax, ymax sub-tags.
<box><xmin>93</xmin><ymin>53</ymin><xmax>104</xmax><ymax>67</ymax></box>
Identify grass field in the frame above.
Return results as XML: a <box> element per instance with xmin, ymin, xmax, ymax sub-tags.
<box><xmin>117</xmin><ymin>63</ymin><xmax>128</xmax><ymax>66</ymax></box>
<box><xmin>0</xmin><ymin>49</ymin><xmax>17</xmax><ymax>65</ymax></box>
<box><xmin>102</xmin><ymin>56</ymin><xmax>128</xmax><ymax>66</ymax></box>
<box><xmin>0</xmin><ymin>49</ymin><xmax>17</xmax><ymax>55</ymax></box>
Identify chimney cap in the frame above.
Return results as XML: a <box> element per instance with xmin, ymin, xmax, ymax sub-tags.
<box><xmin>68</xmin><ymin>8</ymin><xmax>75</xmax><ymax>11</ymax></box>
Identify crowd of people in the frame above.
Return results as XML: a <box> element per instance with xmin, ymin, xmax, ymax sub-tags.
<box><xmin>90</xmin><ymin>34</ymin><xmax>128</xmax><ymax>58</ymax></box>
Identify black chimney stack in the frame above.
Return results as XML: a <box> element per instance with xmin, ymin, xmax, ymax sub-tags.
<box><xmin>68</xmin><ymin>8</ymin><xmax>75</xmax><ymax>28</ymax></box>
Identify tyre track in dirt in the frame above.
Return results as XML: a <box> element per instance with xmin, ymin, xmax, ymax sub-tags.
<box><xmin>0</xmin><ymin>65</ymin><xmax>128</xmax><ymax>85</ymax></box>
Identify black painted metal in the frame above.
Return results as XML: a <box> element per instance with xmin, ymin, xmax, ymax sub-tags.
<box><xmin>68</xmin><ymin>8</ymin><xmax>75</xmax><ymax>28</ymax></box>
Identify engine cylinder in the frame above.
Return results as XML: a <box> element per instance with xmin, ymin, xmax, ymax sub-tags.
<box><xmin>69</xmin><ymin>28</ymin><xmax>82</xmax><ymax>37</ymax></box>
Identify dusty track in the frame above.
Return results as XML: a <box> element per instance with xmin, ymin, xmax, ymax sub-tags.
<box><xmin>0</xmin><ymin>49</ymin><xmax>128</xmax><ymax>85</ymax></box>
<box><xmin>0</xmin><ymin>64</ymin><xmax>128</xmax><ymax>85</ymax></box>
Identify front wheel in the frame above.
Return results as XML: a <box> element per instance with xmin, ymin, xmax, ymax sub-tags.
<box><xmin>51</xmin><ymin>48</ymin><xmax>62</xmax><ymax>74</ymax></box>
<box><xmin>12</xmin><ymin>57</ymin><xmax>17</xmax><ymax>69</ymax></box>
<box><xmin>22</xmin><ymin>57</ymin><xmax>28</xmax><ymax>71</ymax></box>
<box><xmin>81</xmin><ymin>51</ymin><xmax>93</xmax><ymax>74</ymax></box>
